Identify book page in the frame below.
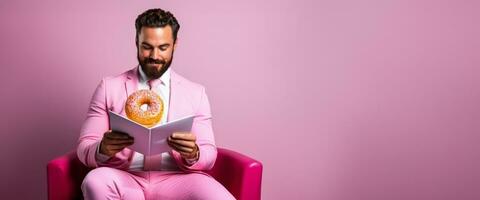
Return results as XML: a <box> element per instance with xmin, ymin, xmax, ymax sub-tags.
<box><xmin>149</xmin><ymin>115</ymin><xmax>196</xmax><ymax>155</ymax></box>
<box><xmin>108</xmin><ymin>111</ymin><xmax>150</xmax><ymax>155</ymax></box>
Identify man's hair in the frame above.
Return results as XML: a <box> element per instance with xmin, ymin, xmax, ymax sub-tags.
<box><xmin>135</xmin><ymin>8</ymin><xmax>180</xmax><ymax>45</ymax></box>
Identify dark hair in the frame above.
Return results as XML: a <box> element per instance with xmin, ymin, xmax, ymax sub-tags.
<box><xmin>135</xmin><ymin>8</ymin><xmax>180</xmax><ymax>45</ymax></box>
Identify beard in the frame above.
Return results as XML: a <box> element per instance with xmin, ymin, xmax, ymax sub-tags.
<box><xmin>138</xmin><ymin>50</ymin><xmax>174</xmax><ymax>80</ymax></box>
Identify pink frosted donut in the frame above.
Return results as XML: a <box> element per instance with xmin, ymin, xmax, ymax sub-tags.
<box><xmin>125</xmin><ymin>89</ymin><xmax>164</xmax><ymax>127</ymax></box>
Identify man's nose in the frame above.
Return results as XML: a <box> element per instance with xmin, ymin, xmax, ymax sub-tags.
<box><xmin>149</xmin><ymin>48</ymin><xmax>162</xmax><ymax>60</ymax></box>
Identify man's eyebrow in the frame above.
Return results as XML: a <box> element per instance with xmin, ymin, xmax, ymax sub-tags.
<box><xmin>141</xmin><ymin>42</ymin><xmax>153</xmax><ymax>46</ymax></box>
<box><xmin>141</xmin><ymin>42</ymin><xmax>170</xmax><ymax>47</ymax></box>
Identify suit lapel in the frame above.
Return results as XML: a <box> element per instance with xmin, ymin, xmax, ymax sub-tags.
<box><xmin>125</xmin><ymin>67</ymin><xmax>139</xmax><ymax>100</ymax></box>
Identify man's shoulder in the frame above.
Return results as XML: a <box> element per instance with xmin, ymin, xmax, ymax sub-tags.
<box><xmin>106</xmin><ymin>67</ymin><xmax>134</xmax><ymax>80</ymax></box>
<box><xmin>100</xmin><ymin>67</ymin><xmax>135</xmax><ymax>86</ymax></box>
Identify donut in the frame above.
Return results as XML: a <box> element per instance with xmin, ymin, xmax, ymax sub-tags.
<box><xmin>125</xmin><ymin>89</ymin><xmax>164</xmax><ymax>127</ymax></box>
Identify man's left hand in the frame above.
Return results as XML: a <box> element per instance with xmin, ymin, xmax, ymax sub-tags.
<box><xmin>167</xmin><ymin>132</ymin><xmax>199</xmax><ymax>160</ymax></box>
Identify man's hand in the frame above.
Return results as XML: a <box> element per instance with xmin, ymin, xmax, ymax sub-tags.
<box><xmin>167</xmin><ymin>132</ymin><xmax>199</xmax><ymax>160</ymax></box>
<box><xmin>99</xmin><ymin>130</ymin><xmax>134</xmax><ymax>157</ymax></box>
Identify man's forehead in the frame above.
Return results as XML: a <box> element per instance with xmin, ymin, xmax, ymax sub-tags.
<box><xmin>139</xmin><ymin>26</ymin><xmax>174</xmax><ymax>44</ymax></box>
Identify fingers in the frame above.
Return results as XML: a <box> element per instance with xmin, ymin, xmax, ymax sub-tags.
<box><xmin>168</xmin><ymin>141</ymin><xmax>196</xmax><ymax>153</ymax></box>
<box><xmin>171</xmin><ymin>144</ymin><xmax>194</xmax><ymax>154</ymax></box>
<box><xmin>167</xmin><ymin>137</ymin><xmax>197</xmax><ymax>155</ymax></box>
<box><xmin>100</xmin><ymin>130</ymin><xmax>134</xmax><ymax>156</ymax></box>
<box><xmin>175</xmin><ymin>144</ymin><xmax>199</xmax><ymax>159</ymax></box>
<box><xmin>171</xmin><ymin>132</ymin><xmax>196</xmax><ymax>141</ymax></box>
<box><xmin>103</xmin><ymin>140</ymin><xmax>133</xmax><ymax>150</ymax></box>
<box><xmin>103</xmin><ymin>138</ymin><xmax>134</xmax><ymax>145</ymax></box>
<box><xmin>168</xmin><ymin>137</ymin><xmax>196</xmax><ymax>148</ymax></box>
<box><xmin>102</xmin><ymin>142</ymin><xmax>133</xmax><ymax>155</ymax></box>
<box><xmin>103</xmin><ymin>130</ymin><xmax>134</xmax><ymax>144</ymax></box>
<box><xmin>168</xmin><ymin>132</ymin><xmax>197</xmax><ymax>155</ymax></box>
<box><xmin>106</xmin><ymin>144</ymin><xmax>132</xmax><ymax>151</ymax></box>
<box><xmin>105</xmin><ymin>130</ymin><xmax>132</xmax><ymax>140</ymax></box>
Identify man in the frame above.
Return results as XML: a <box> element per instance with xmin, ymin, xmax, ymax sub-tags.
<box><xmin>77</xmin><ymin>8</ymin><xmax>235</xmax><ymax>200</ymax></box>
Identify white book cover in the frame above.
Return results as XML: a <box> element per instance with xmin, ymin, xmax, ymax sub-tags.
<box><xmin>108</xmin><ymin>110</ymin><xmax>195</xmax><ymax>156</ymax></box>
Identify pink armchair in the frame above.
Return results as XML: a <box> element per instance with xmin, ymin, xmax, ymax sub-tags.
<box><xmin>47</xmin><ymin>147</ymin><xmax>262</xmax><ymax>200</ymax></box>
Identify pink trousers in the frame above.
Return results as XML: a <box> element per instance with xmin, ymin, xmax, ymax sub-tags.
<box><xmin>81</xmin><ymin>167</ymin><xmax>236</xmax><ymax>200</ymax></box>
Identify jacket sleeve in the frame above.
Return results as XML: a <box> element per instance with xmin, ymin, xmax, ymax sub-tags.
<box><xmin>171</xmin><ymin>87</ymin><xmax>218</xmax><ymax>171</ymax></box>
<box><xmin>76</xmin><ymin>79</ymin><xmax>133</xmax><ymax>169</ymax></box>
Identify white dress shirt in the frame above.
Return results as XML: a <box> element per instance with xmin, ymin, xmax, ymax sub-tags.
<box><xmin>95</xmin><ymin>66</ymin><xmax>186</xmax><ymax>171</ymax></box>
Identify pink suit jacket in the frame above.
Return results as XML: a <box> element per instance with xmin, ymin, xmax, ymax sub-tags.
<box><xmin>76</xmin><ymin>66</ymin><xmax>217</xmax><ymax>172</ymax></box>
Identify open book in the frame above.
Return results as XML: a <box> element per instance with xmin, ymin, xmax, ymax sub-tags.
<box><xmin>108</xmin><ymin>110</ymin><xmax>195</xmax><ymax>156</ymax></box>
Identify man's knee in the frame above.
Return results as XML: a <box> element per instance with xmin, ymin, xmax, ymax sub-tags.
<box><xmin>81</xmin><ymin>168</ymin><xmax>146</xmax><ymax>200</ymax></box>
<box><xmin>187</xmin><ymin>173</ymin><xmax>236</xmax><ymax>200</ymax></box>
<box><xmin>81</xmin><ymin>167</ymin><xmax>117</xmax><ymax>192</ymax></box>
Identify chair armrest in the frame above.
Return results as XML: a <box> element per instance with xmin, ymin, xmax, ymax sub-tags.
<box><xmin>47</xmin><ymin>151</ymin><xmax>91</xmax><ymax>200</ymax></box>
<box><xmin>206</xmin><ymin>148</ymin><xmax>263</xmax><ymax>200</ymax></box>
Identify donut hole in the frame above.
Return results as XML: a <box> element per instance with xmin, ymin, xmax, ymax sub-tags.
<box><xmin>140</xmin><ymin>104</ymin><xmax>149</xmax><ymax>111</ymax></box>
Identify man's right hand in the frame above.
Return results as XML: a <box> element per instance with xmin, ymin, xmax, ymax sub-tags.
<box><xmin>99</xmin><ymin>130</ymin><xmax>134</xmax><ymax>157</ymax></box>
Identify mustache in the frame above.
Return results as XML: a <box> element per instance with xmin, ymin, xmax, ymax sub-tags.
<box><xmin>145</xmin><ymin>58</ymin><xmax>165</xmax><ymax>65</ymax></box>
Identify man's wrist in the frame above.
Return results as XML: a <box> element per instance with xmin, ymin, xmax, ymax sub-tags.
<box><xmin>98</xmin><ymin>140</ymin><xmax>111</xmax><ymax>157</ymax></box>
<box><xmin>96</xmin><ymin>141</ymin><xmax>111</xmax><ymax>162</ymax></box>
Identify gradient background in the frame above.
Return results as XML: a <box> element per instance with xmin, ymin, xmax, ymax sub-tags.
<box><xmin>0</xmin><ymin>0</ymin><xmax>479</xmax><ymax>199</ymax></box>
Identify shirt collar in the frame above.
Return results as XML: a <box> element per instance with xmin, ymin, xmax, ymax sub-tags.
<box><xmin>138</xmin><ymin>65</ymin><xmax>170</xmax><ymax>86</ymax></box>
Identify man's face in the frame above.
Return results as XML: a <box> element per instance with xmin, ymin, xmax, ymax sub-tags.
<box><xmin>137</xmin><ymin>26</ymin><xmax>176</xmax><ymax>79</ymax></box>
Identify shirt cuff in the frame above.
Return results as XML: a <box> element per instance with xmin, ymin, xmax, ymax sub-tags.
<box><xmin>95</xmin><ymin>142</ymin><xmax>111</xmax><ymax>163</ymax></box>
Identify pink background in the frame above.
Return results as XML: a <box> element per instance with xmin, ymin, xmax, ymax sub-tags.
<box><xmin>0</xmin><ymin>0</ymin><xmax>479</xmax><ymax>199</ymax></box>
